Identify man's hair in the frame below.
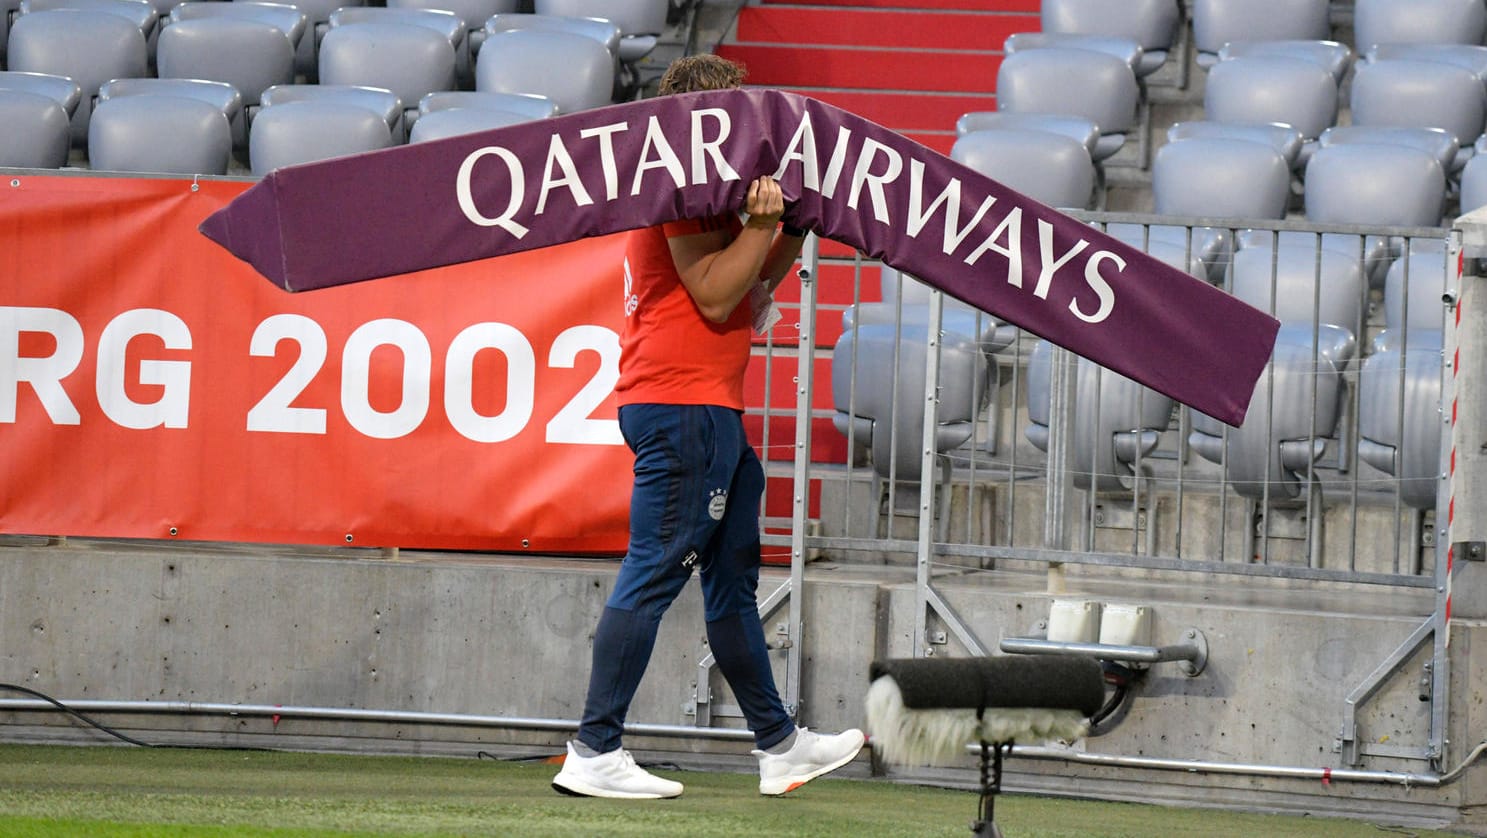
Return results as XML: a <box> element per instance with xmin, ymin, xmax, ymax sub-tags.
<box><xmin>658</xmin><ymin>54</ymin><xmax>747</xmax><ymax>95</ymax></box>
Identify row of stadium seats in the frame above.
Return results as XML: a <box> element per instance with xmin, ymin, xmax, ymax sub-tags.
<box><xmin>0</xmin><ymin>0</ymin><xmax>668</xmax><ymax>172</ymax></box>
<box><xmin>826</xmin><ymin>0</ymin><xmax>1467</xmax><ymax>525</ymax></box>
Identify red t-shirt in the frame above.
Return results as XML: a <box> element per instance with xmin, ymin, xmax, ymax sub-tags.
<box><xmin>615</xmin><ymin>214</ymin><xmax>753</xmax><ymax>410</ymax></box>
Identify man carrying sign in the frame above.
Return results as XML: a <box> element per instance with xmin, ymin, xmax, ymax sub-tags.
<box><xmin>552</xmin><ymin>55</ymin><xmax>866</xmax><ymax>800</ymax></box>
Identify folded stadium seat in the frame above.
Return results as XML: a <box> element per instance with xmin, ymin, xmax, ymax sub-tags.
<box><xmin>19</xmin><ymin>0</ymin><xmax>158</xmax><ymax>43</ymax></box>
<box><xmin>1190</xmin><ymin>0</ymin><xmax>1331</xmax><ymax>69</ymax></box>
<box><xmin>475</xmin><ymin>28</ymin><xmax>613</xmax><ymax>114</ymax></box>
<box><xmin>480</xmin><ymin>13</ymin><xmax>621</xmax><ymax>95</ymax></box>
<box><xmin>830</xmin><ymin>321</ymin><xmax>991</xmax><ymax>539</ymax></box>
<box><xmin>248</xmin><ymin>99</ymin><xmax>395</xmax><ymax>176</ymax></box>
<box><xmin>98</xmin><ymin>77</ymin><xmax>242</xmax><ymax>150</ymax></box>
<box><xmin>260</xmin><ymin>83</ymin><xmax>403</xmax><ymax>143</ymax></box>
<box><xmin>0</xmin><ymin>70</ymin><xmax>81</xmax><ymax>120</ymax></box>
<box><xmin>1317</xmin><ymin>126</ymin><xmax>1460</xmax><ymax>184</ymax></box>
<box><xmin>995</xmin><ymin>47</ymin><xmax>1138</xmax><ymax>163</ymax></box>
<box><xmin>1023</xmin><ymin>339</ymin><xmax>1175</xmax><ymax>494</ymax></box>
<box><xmin>327</xmin><ymin>7</ymin><xmax>466</xmax><ymax>89</ymax></box>
<box><xmin>534</xmin><ymin>0</ymin><xmax>667</xmax><ymax>98</ymax></box>
<box><xmin>88</xmin><ymin>93</ymin><xmax>230</xmax><ymax>174</ymax></box>
<box><xmin>156</xmin><ymin>17</ymin><xmax>293</xmax><ymax>132</ymax></box>
<box><xmin>418</xmin><ymin>89</ymin><xmax>557</xmax><ymax>120</ymax></box>
<box><xmin>388</xmin><ymin>0</ymin><xmax>520</xmax><ymax>76</ymax></box>
<box><xmin>6</xmin><ymin>8</ymin><xmax>147</xmax><ymax>144</ymax></box>
<box><xmin>1203</xmin><ymin>55</ymin><xmax>1338</xmax><ymax>169</ymax></box>
<box><xmin>1003</xmin><ymin>32</ymin><xmax>1145</xmax><ymax>78</ymax></box>
<box><xmin>843</xmin><ymin>266</ymin><xmax>1020</xmax><ymax>357</ymax></box>
<box><xmin>1374</xmin><ymin>240</ymin><xmax>1451</xmax><ymax>352</ymax></box>
<box><xmin>954</xmin><ymin>112</ymin><xmax>1099</xmax><ymax>160</ymax></box>
<box><xmin>319</xmin><ymin>21</ymin><xmax>457</xmax><ymax>136</ymax></box>
<box><xmin>950</xmin><ymin>128</ymin><xmax>1096</xmax><ymax>210</ymax></box>
<box><xmin>1216</xmin><ymin>39</ymin><xmax>1354</xmax><ymax>84</ymax></box>
<box><xmin>1350</xmin><ymin>59</ymin><xmax>1486</xmax><ymax>173</ymax></box>
<box><xmin>1037</xmin><ymin>0</ymin><xmax>1182</xmax><ymax>78</ymax></box>
<box><xmin>1354</xmin><ymin>0</ymin><xmax>1487</xmax><ymax>52</ymax></box>
<box><xmin>1133</xmin><ymin>134</ymin><xmax>1292</xmax><ymax>282</ymax></box>
<box><xmin>168</xmin><ymin>2</ymin><xmax>307</xmax><ymax>55</ymax></box>
<box><xmin>409</xmin><ymin>104</ymin><xmax>534</xmax><ymax>142</ymax></box>
<box><xmin>0</xmin><ymin>89</ymin><xmax>70</xmax><ymax>167</ymax></box>
<box><xmin>1364</xmin><ymin>43</ymin><xmax>1487</xmax><ymax>91</ymax></box>
<box><xmin>1166</xmin><ymin>120</ymin><xmax>1304</xmax><ymax>171</ymax></box>
<box><xmin>1358</xmin><ymin>332</ymin><xmax>1446</xmax><ymax>510</ymax></box>
<box><xmin>1189</xmin><ymin>240</ymin><xmax>1366</xmax><ymax>505</ymax></box>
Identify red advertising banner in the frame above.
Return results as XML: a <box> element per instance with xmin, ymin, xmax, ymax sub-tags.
<box><xmin>0</xmin><ymin>174</ymin><xmax>633</xmax><ymax>553</ymax></box>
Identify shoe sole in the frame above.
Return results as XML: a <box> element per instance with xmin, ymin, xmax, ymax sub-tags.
<box><xmin>759</xmin><ymin>736</ymin><xmax>866</xmax><ymax>796</ymax></box>
<box><xmin>551</xmin><ymin>776</ymin><xmax>682</xmax><ymax>800</ymax></box>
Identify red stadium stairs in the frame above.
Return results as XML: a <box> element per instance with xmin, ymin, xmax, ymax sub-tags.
<box><xmin>717</xmin><ymin>2</ymin><xmax>1041</xmax><ymax>559</ymax></box>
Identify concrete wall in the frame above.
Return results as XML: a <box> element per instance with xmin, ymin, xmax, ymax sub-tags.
<box><xmin>5</xmin><ymin>538</ymin><xmax>1487</xmax><ymax>831</ymax></box>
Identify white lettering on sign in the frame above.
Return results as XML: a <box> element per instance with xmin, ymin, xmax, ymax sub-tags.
<box><xmin>2</xmin><ymin>306</ymin><xmax>191</xmax><ymax>429</ymax></box>
<box><xmin>244</xmin><ymin>314</ymin><xmax>623</xmax><ymax>444</ymax></box>
<box><xmin>1</xmin><ymin>305</ymin><xmax>85</xmax><ymax>424</ymax></box>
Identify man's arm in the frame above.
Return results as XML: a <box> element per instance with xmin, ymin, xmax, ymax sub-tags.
<box><xmin>669</xmin><ymin>176</ymin><xmax>788</xmax><ymax>323</ymax></box>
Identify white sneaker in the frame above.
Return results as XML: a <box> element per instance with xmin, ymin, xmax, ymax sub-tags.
<box><xmin>551</xmin><ymin>741</ymin><xmax>684</xmax><ymax>799</ymax></box>
<box><xmin>753</xmin><ymin>727</ymin><xmax>866</xmax><ymax>795</ymax></box>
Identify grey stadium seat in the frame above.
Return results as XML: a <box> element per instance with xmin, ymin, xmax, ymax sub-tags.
<box><xmin>6</xmin><ymin>9</ymin><xmax>148</xmax><ymax>144</ymax></box>
<box><xmin>0</xmin><ymin>89</ymin><xmax>70</xmax><ymax>168</ymax></box>
<box><xmin>1216</xmin><ymin>40</ymin><xmax>1354</xmax><ymax>84</ymax></box>
<box><xmin>1305</xmin><ymin>142</ymin><xmax>1446</xmax><ymax>227</ymax></box>
<box><xmin>389</xmin><ymin>0</ymin><xmax>520</xmax><ymax>65</ymax></box>
<box><xmin>831</xmin><ymin>321</ymin><xmax>992</xmax><ymax>537</ymax></box>
<box><xmin>249</xmin><ymin>100</ymin><xmax>395</xmax><ymax>177</ymax></box>
<box><xmin>995</xmin><ymin>46</ymin><xmax>1138</xmax><ymax>162</ymax></box>
<box><xmin>1153</xmin><ymin>136</ymin><xmax>1291</xmax><ymax>220</ymax></box>
<box><xmin>1024</xmin><ymin>340</ymin><xmax>1175</xmax><ymax>493</ymax></box>
<box><xmin>950</xmin><ymin>127</ymin><xmax>1095</xmax><ymax>210</ymax></box>
<box><xmin>98</xmin><ymin>77</ymin><xmax>242</xmax><ymax>149</ymax></box>
<box><xmin>1358</xmin><ymin>334</ymin><xmax>1445</xmax><ymax>509</ymax></box>
<box><xmin>1003</xmin><ymin>32</ymin><xmax>1146</xmax><ymax>78</ymax></box>
<box><xmin>409</xmin><ymin>105</ymin><xmax>535</xmax><ymax>142</ymax></box>
<box><xmin>1190</xmin><ymin>0</ymin><xmax>1331</xmax><ymax>68</ymax></box>
<box><xmin>1365</xmin><ymin>43</ymin><xmax>1487</xmax><ymax>89</ymax></box>
<box><xmin>840</xmin><ymin>265</ymin><xmax>1019</xmax><ymax>358</ymax></box>
<box><xmin>19</xmin><ymin>0</ymin><xmax>159</xmax><ymax>43</ymax></box>
<box><xmin>156</xmin><ymin>17</ymin><xmax>293</xmax><ymax>113</ymax></box>
<box><xmin>0</xmin><ymin>70</ymin><xmax>81</xmax><ymax>119</ymax></box>
<box><xmin>1189</xmin><ymin>324</ymin><xmax>1351</xmax><ymax>502</ymax></box>
<box><xmin>168</xmin><ymin>2</ymin><xmax>307</xmax><ymax>51</ymax></box>
<box><xmin>319</xmin><ymin>22</ymin><xmax>457</xmax><ymax>131</ymax></box>
<box><xmin>419</xmin><ymin>90</ymin><xmax>558</xmax><ymax>120</ymax></box>
<box><xmin>330</xmin><ymin>6</ymin><xmax>466</xmax><ymax>85</ymax></box>
<box><xmin>1166</xmin><ymin>120</ymin><xmax>1304</xmax><ymax>171</ymax></box>
<box><xmin>261</xmin><ymin>84</ymin><xmax>404</xmax><ymax>142</ymax></box>
<box><xmin>481</xmin><ymin>12</ymin><xmax>620</xmax><ymax>56</ymax></box>
<box><xmin>535</xmin><ymin>0</ymin><xmax>667</xmax><ymax>91</ymax></box>
<box><xmin>1317</xmin><ymin>126</ymin><xmax>1459</xmax><ymax>182</ymax></box>
<box><xmin>1376</xmin><ymin>241</ymin><xmax>1451</xmax><ymax>350</ymax></box>
<box><xmin>88</xmin><ymin>94</ymin><xmax>230</xmax><ymax>174</ymax></box>
<box><xmin>1354</xmin><ymin>0</ymin><xmax>1487</xmax><ymax>51</ymax></box>
<box><xmin>1204</xmin><ymin>56</ymin><xmax>1338</xmax><ymax>157</ymax></box>
<box><xmin>475</xmin><ymin>28</ymin><xmax>614</xmax><ymax>114</ymax></box>
<box><xmin>1462</xmin><ymin>152</ymin><xmax>1487</xmax><ymax>213</ymax></box>
<box><xmin>1038</xmin><ymin>0</ymin><xmax>1181</xmax><ymax>77</ymax></box>
<box><xmin>1350</xmin><ymin>59</ymin><xmax>1486</xmax><ymax>172</ymax></box>
<box><xmin>954</xmin><ymin>111</ymin><xmax>1099</xmax><ymax>161</ymax></box>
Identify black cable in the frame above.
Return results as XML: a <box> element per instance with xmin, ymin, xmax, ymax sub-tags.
<box><xmin>0</xmin><ymin>682</ymin><xmax>276</xmax><ymax>751</ymax></box>
<box><xmin>0</xmin><ymin>682</ymin><xmax>156</xmax><ymax>747</ymax></box>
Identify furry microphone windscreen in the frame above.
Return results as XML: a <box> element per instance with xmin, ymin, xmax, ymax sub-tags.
<box><xmin>865</xmin><ymin>655</ymin><xmax>1105</xmax><ymax>767</ymax></box>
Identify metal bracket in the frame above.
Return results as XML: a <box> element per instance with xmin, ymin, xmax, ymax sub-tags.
<box><xmin>999</xmin><ymin>627</ymin><xmax>1208</xmax><ymax>677</ymax></box>
<box><xmin>1453</xmin><ymin>541</ymin><xmax>1487</xmax><ymax>562</ymax></box>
